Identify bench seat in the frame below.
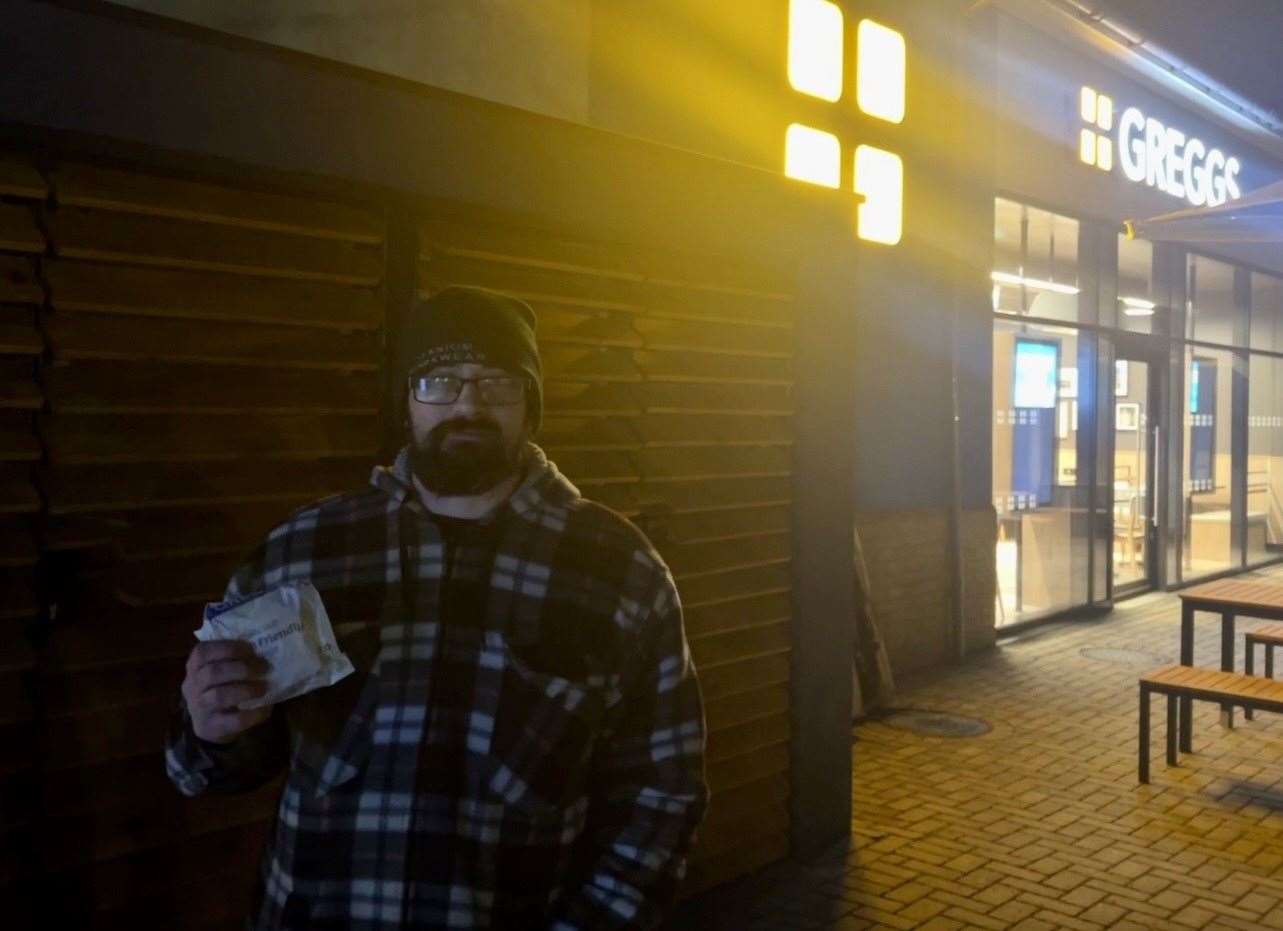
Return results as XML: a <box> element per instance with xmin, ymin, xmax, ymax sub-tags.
<box><xmin>1138</xmin><ymin>664</ymin><xmax>1283</xmax><ymax>783</ymax></box>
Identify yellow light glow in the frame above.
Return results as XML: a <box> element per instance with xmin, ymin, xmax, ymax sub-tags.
<box><xmin>1096</xmin><ymin>135</ymin><xmax>1113</xmax><ymax>171</ymax></box>
<box><xmin>1079</xmin><ymin>129</ymin><xmax>1097</xmax><ymax>166</ymax></box>
<box><xmin>789</xmin><ymin>0</ymin><xmax>844</xmax><ymax>102</ymax></box>
<box><xmin>854</xmin><ymin>145</ymin><xmax>903</xmax><ymax>245</ymax></box>
<box><xmin>1096</xmin><ymin>93</ymin><xmax>1113</xmax><ymax>131</ymax></box>
<box><xmin>785</xmin><ymin>124</ymin><xmax>841</xmax><ymax>188</ymax></box>
<box><xmin>1080</xmin><ymin>86</ymin><xmax>1097</xmax><ymax>124</ymax></box>
<box><xmin>856</xmin><ymin>19</ymin><xmax>906</xmax><ymax>124</ymax></box>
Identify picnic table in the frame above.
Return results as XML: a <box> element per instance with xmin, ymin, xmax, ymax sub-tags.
<box><xmin>1177</xmin><ymin>578</ymin><xmax>1283</xmax><ymax>752</ymax></box>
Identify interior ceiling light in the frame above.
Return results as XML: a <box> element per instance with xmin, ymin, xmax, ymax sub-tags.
<box><xmin>1120</xmin><ymin>296</ymin><xmax>1157</xmax><ymax>316</ymax></box>
<box><xmin>991</xmin><ymin>270</ymin><xmax>1081</xmax><ymax>295</ymax></box>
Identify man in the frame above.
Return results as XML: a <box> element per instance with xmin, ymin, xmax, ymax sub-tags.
<box><xmin>165</xmin><ymin>286</ymin><xmax>708</xmax><ymax>929</ymax></box>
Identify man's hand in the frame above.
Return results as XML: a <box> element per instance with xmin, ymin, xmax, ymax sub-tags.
<box><xmin>182</xmin><ymin>640</ymin><xmax>273</xmax><ymax>744</ymax></box>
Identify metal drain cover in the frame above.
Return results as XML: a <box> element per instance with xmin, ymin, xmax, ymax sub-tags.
<box><xmin>882</xmin><ymin>710</ymin><xmax>991</xmax><ymax>738</ymax></box>
<box><xmin>1080</xmin><ymin>646</ymin><xmax>1171</xmax><ymax>668</ymax></box>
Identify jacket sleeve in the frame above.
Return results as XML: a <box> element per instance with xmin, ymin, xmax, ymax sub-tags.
<box><xmin>163</xmin><ymin>540</ymin><xmax>291</xmax><ymax>797</ymax></box>
<box><xmin>548</xmin><ymin>573</ymin><xmax>709</xmax><ymax>930</ymax></box>
<box><xmin>164</xmin><ymin>697</ymin><xmax>289</xmax><ymax>797</ymax></box>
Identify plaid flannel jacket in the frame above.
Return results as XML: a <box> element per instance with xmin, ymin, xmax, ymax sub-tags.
<box><xmin>165</xmin><ymin>445</ymin><xmax>707</xmax><ymax>930</ymax></box>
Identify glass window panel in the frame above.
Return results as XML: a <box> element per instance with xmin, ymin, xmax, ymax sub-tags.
<box><xmin>1183</xmin><ymin>345</ymin><xmax>1236</xmax><ymax>576</ymax></box>
<box><xmin>993</xmin><ymin>318</ymin><xmax>1091</xmax><ymax>624</ymax></box>
<box><xmin>1117</xmin><ymin>235</ymin><xmax>1159</xmax><ymax>335</ymax></box>
<box><xmin>1187</xmin><ymin>254</ymin><xmax>1238</xmax><ymax>346</ymax></box>
<box><xmin>992</xmin><ymin>198</ymin><xmax>1081</xmax><ymax>323</ymax></box>
<box><xmin>1112</xmin><ymin>357</ymin><xmax>1151</xmax><ymax>588</ymax></box>
<box><xmin>1248</xmin><ymin>353</ymin><xmax>1283</xmax><ymax>565</ymax></box>
<box><xmin>1251</xmin><ymin>273</ymin><xmax>1283</xmax><ymax>352</ymax></box>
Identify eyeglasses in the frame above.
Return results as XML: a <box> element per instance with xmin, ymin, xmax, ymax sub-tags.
<box><xmin>409</xmin><ymin>373</ymin><xmax>526</xmax><ymax>406</ymax></box>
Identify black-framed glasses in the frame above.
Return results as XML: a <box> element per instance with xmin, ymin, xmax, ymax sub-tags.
<box><xmin>409</xmin><ymin>373</ymin><xmax>526</xmax><ymax>406</ymax></box>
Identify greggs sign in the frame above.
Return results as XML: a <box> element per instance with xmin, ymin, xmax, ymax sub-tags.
<box><xmin>1080</xmin><ymin>87</ymin><xmax>1242</xmax><ymax>208</ymax></box>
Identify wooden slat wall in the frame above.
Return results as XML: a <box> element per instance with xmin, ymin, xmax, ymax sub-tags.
<box><xmin>0</xmin><ymin>153</ymin><xmax>48</xmax><ymax>930</ymax></box>
<box><xmin>30</xmin><ymin>160</ymin><xmax>385</xmax><ymax>928</ymax></box>
<box><xmin>417</xmin><ymin>219</ymin><xmax>796</xmax><ymax>895</ymax></box>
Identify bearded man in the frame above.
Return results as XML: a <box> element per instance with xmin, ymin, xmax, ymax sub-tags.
<box><xmin>165</xmin><ymin>286</ymin><xmax>708</xmax><ymax>930</ymax></box>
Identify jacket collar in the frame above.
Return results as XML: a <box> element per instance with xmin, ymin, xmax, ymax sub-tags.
<box><xmin>369</xmin><ymin>443</ymin><xmax>580</xmax><ymax>524</ymax></box>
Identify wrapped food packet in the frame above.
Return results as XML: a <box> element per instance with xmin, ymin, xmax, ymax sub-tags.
<box><xmin>196</xmin><ymin>582</ymin><xmax>354</xmax><ymax>709</ymax></box>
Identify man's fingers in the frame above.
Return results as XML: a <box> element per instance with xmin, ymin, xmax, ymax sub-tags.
<box><xmin>195</xmin><ymin>658</ymin><xmax>269</xmax><ymax>692</ymax></box>
<box><xmin>187</xmin><ymin>639</ymin><xmax>262</xmax><ymax>675</ymax></box>
<box><xmin>196</xmin><ymin>681</ymin><xmax>269</xmax><ymax>714</ymax></box>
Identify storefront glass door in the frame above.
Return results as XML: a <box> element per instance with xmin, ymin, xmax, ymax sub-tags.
<box><xmin>1111</xmin><ymin>351</ymin><xmax>1157</xmax><ymax>594</ymax></box>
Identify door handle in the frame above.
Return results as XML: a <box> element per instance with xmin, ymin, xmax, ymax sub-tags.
<box><xmin>1152</xmin><ymin>425</ymin><xmax>1160</xmax><ymax>528</ymax></box>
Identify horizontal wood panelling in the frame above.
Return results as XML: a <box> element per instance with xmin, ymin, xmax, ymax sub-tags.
<box><xmin>689</xmin><ymin>803</ymin><xmax>789</xmax><ymax>864</ymax></box>
<box><xmin>113</xmin><ymin>504</ymin><xmax>291</xmax><ymax>560</ymax></box>
<box><xmin>637</xmin><ymin>350</ymin><xmax>791</xmax><ymax>385</ymax></box>
<box><xmin>40</xmin><ymin>698</ymin><xmax>174</xmax><ymax>770</ymax></box>
<box><xmin>706</xmin><ymin>712</ymin><xmax>791</xmax><ymax>764</ymax></box>
<box><xmin>49</xmin><ymin>207</ymin><xmax>383</xmax><ymax>285</ymax></box>
<box><xmin>543</xmin><ymin>381</ymin><xmax>641</xmax><ymax>416</ymax></box>
<box><xmin>45</xmin><ymin>361</ymin><xmax>381</xmax><ymax>416</ymax></box>
<box><xmin>538</xmin><ymin>415</ymin><xmax>640</xmax><ymax>452</ymax></box>
<box><xmin>0</xmin><ymin>411</ymin><xmax>39</xmax><ymax>461</ymax></box>
<box><xmin>638</xmin><ymin>381</ymin><xmax>792</xmax><ymax>415</ymax></box>
<box><xmin>0</xmin><ymin>254</ymin><xmax>43</xmax><ymax>304</ymax></box>
<box><xmin>702</xmin><ymin>773</ymin><xmax>789</xmax><ymax>829</ymax></box>
<box><xmin>0</xmin><ymin>569</ymin><xmax>37</xmax><ymax>620</ymax></box>
<box><xmin>683</xmin><ymin>833</ymin><xmax>790</xmax><ymax>898</ymax></box>
<box><xmin>661</xmin><ymin>505</ymin><xmax>790</xmax><ymax>545</ymax></box>
<box><xmin>707</xmin><ymin>741</ymin><xmax>790</xmax><ymax>795</ymax></box>
<box><xmin>39</xmin><ymin>659</ymin><xmax>184</xmax><ymax>716</ymax></box>
<box><xmin>704</xmin><ymin>684</ymin><xmax>790</xmax><ymax>736</ymax></box>
<box><xmin>691</xmin><ymin>622</ymin><xmax>791</xmax><ymax>670</ymax></box>
<box><xmin>699</xmin><ymin>654</ymin><xmax>791</xmax><ymax>702</ymax></box>
<box><xmin>0</xmin><ymin>155</ymin><xmax>47</xmax><ymax>200</ymax></box>
<box><xmin>677</xmin><ymin>564</ymin><xmax>791</xmax><ymax>608</ymax></box>
<box><xmin>42</xmin><ymin>603</ymin><xmax>202</xmax><ymax>671</ymax></box>
<box><xmin>541</xmin><ymin>346</ymin><xmax>641</xmax><ymax>383</ymax></box>
<box><xmin>54</xmin><ymin>163</ymin><xmax>383</xmax><ymax>244</ymax></box>
<box><xmin>39</xmin><ymin>778</ymin><xmax>279</xmax><ymax>870</ymax></box>
<box><xmin>0</xmin><ymin>358</ymin><xmax>40</xmax><ymax>410</ymax></box>
<box><xmin>114</xmin><ymin>554</ymin><xmax>239</xmax><ymax>606</ymax></box>
<box><xmin>45</xmin><ymin>259</ymin><xmax>383</xmax><ymax>330</ymax></box>
<box><xmin>0</xmin><ymin>307</ymin><xmax>42</xmax><ymax>356</ymax></box>
<box><xmin>43</xmin><ymin>412</ymin><xmax>380</xmax><ymax>464</ymax></box>
<box><xmin>420</xmin><ymin>219</ymin><xmax>792</xmax><ymax>300</ymax></box>
<box><xmin>665</xmin><ymin>533</ymin><xmax>790</xmax><ymax>580</ymax></box>
<box><xmin>42</xmin><ymin>459</ymin><xmax>371</xmax><ymax>514</ymax></box>
<box><xmin>0</xmin><ymin>463</ymin><xmax>39</xmax><ymax>514</ymax></box>
<box><xmin>636</xmin><ymin>476</ymin><xmax>790</xmax><ymax>513</ymax></box>
<box><xmin>681</xmin><ymin>588</ymin><xmax>790</xmax><ymax>641</ymax></box>
<box><xmin>0</xmin><ymin>203</ymin><xmax>44</xmax><ymax>254</ymax></box>
<box><xmin>638</xmin><ymin>413</ymin><xmax>792</xmax><ymax>447</ymax></box>
<box><xmin>41</xmin><ymin>821</ymin><xmax>270</xmax><ymax>914</ymax></box>
<box><xmin>46</xmin><ymin>312</ymin><xmax>380</xmax><ymax>371</ymax></box>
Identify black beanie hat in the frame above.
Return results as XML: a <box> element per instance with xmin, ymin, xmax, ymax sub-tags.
<box><xmin>400</xmin><ymin>286</ymin><xmax>543</xmax><ymax>433</ymax></box>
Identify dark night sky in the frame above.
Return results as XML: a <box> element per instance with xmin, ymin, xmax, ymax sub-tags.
<box><xmin>1090</xmin><ymin>0</ymin><xmax>1283</xmax><ymax>121</ymax></box>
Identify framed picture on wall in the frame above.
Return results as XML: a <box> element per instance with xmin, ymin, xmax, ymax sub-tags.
<box><xmin>1115</xmin><ymin>360</ymin><xmax>1129</xmax><ymax>397</ymax></box>
<box><xmin>1116</xmin><ymin>401</ymin><xmax>1140</xmax><ymax>431</ymax></box>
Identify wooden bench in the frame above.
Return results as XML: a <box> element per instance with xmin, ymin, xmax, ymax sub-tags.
<box><xmin>1245</xmin><ymin>624</ymin><xmax>1283</xmax><ymax>720</ymax></box>
<box><xmin>1138</xmin><ymin>664</ymin><xmax>1283</xmax><ymax>783</ymax></box>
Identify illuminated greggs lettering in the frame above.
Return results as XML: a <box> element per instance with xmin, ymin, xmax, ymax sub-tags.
<box><xmin>1117</xmin><ymin>106</ymin><xmax>1241</xmax><ymax>207</ymax></box>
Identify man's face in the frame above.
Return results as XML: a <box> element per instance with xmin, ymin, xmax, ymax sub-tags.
<box><xmin>406</xmin><ymin>362</ymin><xmax>530</xmax><ymax>496</ymax></box>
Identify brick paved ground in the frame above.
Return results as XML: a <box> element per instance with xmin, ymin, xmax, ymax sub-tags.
<box><xmin>671</xmin><ymin>567</ymin><xmax>1283</xmax><ymax>930</ymax></box>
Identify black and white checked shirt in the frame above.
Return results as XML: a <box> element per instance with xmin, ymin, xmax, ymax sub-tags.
<box><xmin>165</xmin><ymin>445</ymin><xmax>707</xmax><ymax>929</ymax></box>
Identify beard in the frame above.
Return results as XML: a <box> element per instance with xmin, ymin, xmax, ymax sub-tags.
<box><xmin>409</xmin><ymin>416</ymin><xmax>526</xmax><ymax>496</ymax></box>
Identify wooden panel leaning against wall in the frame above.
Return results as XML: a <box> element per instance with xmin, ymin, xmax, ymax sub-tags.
<box><xmin>416</xmin><ymin>217</ymin><xmax>797</xmax><ymax>895</ymax></box>
<box><xmin>28</xmin><ymin>157</ymin><xmax>387</xmax><ymax>928</ymax></box>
